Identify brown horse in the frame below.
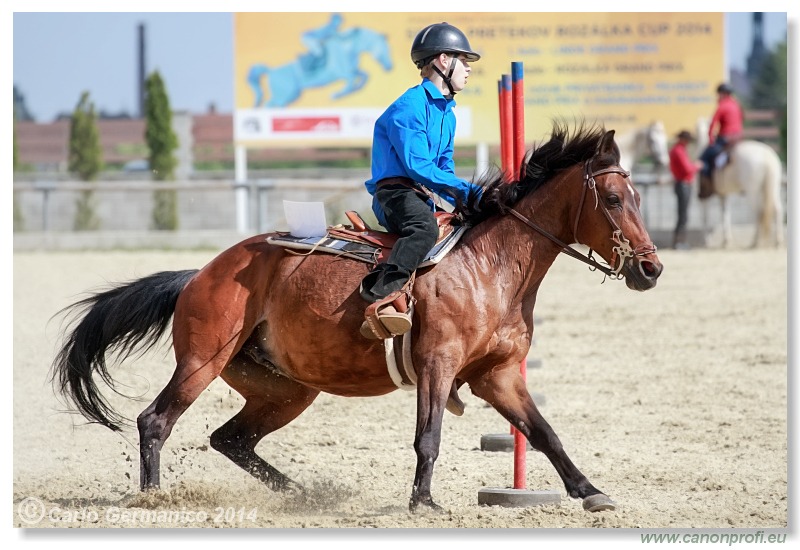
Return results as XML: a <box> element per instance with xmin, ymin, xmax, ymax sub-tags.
<box><xmin>52</xmin><ymin>122</ymin><xmax>662</xmax><ymax>513</ymax></box>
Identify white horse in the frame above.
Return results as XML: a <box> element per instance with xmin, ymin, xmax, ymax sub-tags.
<box><xmin>615</xmin><ymin>121</ymin><xmax>670</xmax><ymax>175</ymax></box>
<box><xmin>696</xmin><ymin>117</ymin><xmax>784</xmax><ymax>248</ymax></box>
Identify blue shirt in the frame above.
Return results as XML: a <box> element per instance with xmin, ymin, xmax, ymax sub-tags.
<box><xmin>365</xmin><ymin>79</ymin><xmax>481</xmax><ymax>227</ymax></box>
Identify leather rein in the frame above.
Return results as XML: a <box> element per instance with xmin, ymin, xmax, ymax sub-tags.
<box><xmin>507</xmin><ymin>159</ymin><xmax>657</xmax><ymax>279</ymax></box>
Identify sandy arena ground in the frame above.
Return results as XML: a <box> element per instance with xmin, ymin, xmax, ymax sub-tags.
<box><xmin>12</xmin><ymin>245</ymin><xmax>788</xmax><ymax>532</ymax></box>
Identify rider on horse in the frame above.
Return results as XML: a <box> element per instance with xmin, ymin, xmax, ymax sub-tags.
<box><xmin>300</xmin><ymin>13</ymin><xmax>343</xmax><ymax>73</ymax></box>
<box><xmin>699</xmin><ymin>82</ymin><xmax>744</xmax><ymax>183</ymax></box>
<box><xmin>358</xmin><ymin>22</ymin><xmax>483</xmax><ymax>340</ymax></box>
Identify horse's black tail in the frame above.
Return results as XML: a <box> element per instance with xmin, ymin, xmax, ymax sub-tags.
<box><xmin>51</xmin><ymin>269</ymin><xmax>198</xmax><ymax>432</ymax></box>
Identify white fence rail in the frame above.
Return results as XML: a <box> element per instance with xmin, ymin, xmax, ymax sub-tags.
<box><xmin>12</xmin><ymin>173</ymin><xmax>786</xmax><ymax>251</ymax></box>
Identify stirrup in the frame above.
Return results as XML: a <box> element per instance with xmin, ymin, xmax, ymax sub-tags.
<box><xmin>361</xmin><ymin>276</ymin><xmax>416</xmax><ymax>340</ymax></box>
<box><xmin>363</xmin><ymin>297</ymin><xmax>412</xmax><ymax>340</ymax></box>
<box><xmin>376</xmin><ymin>304</ymin><xmax>412</xmax><ymax>335</ymax></box>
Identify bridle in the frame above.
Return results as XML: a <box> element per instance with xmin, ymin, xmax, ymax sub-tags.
<box><xmin>508</xmin><ymin>158</ymin><xmax>657</xmax><ymax>279</ymax></box>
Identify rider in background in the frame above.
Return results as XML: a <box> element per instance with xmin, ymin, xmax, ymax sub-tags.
<box><xmin>358</xmin><ymin>22</ymin><xmax>482</xmax><ymax>340</ymax></box>
<box><xmin>699</xmin><ymin>82</ymin><xmax>744</xmax><ymax>179</ymax></box>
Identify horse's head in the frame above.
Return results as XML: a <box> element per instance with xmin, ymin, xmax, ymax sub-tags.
<box><xmin>464</xmin><ymin>122</ymin><xmax>662</xmax><ymax>291</ymax></box>
<box><xmin>695</xmin><ymin>116</ymin><xmax>710</xmax><ymax>151</ymax></box>
<box><xmin>645</xmin><ymin>121</ymin><xmax>669</xmax><ymax>168</ymax></box>
<box><xmin>575</xmin><ymin>130</ymin><xmax>663</xmax><ymax>291</ymax></box>
<box><xmin>357</xmin><ymin>28</ymin><xmax>393</xmax><ymax>72</ymax></box>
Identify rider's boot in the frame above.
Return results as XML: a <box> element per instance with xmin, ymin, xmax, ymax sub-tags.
<box><xmin>359</xmin><ymin>277</ymin><xmax>414</xmax><ymax>340</ymax></box>
<box><xmin>698</xmin><ymin>172</ymin><xmax>715</xmax><ymax>199</ymax></box>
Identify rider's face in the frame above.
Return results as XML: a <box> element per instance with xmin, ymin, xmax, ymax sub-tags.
<box><xmin>447</xmin><ymin>55</ymin><xmax>471</xmax><ymax>93</ymax></box>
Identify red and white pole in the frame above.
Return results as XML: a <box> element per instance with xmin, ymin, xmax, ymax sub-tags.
<box><xmin>498</xmin><ymin>74</ymin><xmax>514</xmax><ymax>182</ymax></box>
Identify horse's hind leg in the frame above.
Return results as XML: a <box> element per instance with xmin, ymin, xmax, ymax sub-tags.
<box><xmin>210</xmin><ymin>352</ymin><xmax>319</xmax><ymax>492</ymax></box>
<box><xmin>137</xmin><ymin>337</ymin><xmax>242</xmax><ymax>490</ymax></box>
<box><xmin>469</xmin><ymin>366</ymin><xmax>615</xmax><ymax>512</ymax></box>
<box><xmin>138</xmin><ymin>276</ymin><xmax>254</xmax><ymax>490</ymax></box>
<box><xmin>773</xmin><ymin>194</ymin><xmax>785</xmax><ymax>248</ymax></box>
<box><xmin>138</xmin><ymin>356</ymin><xmax>230</xmax><ymax>490</ymax></box>
<box><xmin>756</xmin><ymin>177</ymin><xmax>784</xmax><ymax>248</ymax></box>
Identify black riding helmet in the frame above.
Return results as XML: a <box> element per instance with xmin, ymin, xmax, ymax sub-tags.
<box><xmin>411</xmin><ymin>22</ymin><xmax>480</xmax><ymax>97</ymax></box>
<box><xmin>411</xmin><ymin>22</ymin><xmax>480</xmax><ymax>68</ymax></box>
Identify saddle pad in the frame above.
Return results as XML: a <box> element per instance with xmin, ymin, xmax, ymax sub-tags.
<box><xmin>266</xmin><ymin>225</ymin><xmax>468</xmax><ymax>267</ymax></box>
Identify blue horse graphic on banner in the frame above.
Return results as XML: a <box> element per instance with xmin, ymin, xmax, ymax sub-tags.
<box><xmin>247</xmin><ymin>21</ymin><xmax>393</xmax><ymax>108</ymax></box>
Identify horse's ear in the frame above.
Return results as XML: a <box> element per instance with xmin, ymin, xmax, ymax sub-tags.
<box><xmin>599</xmin><ymin>130</ymin><xmax>620</xmax><ymax>163</ymax></box>
<box><xmin>599</xmin><ymin>130</ymin><xmax>615</xmax><ymax>153</ymax></box>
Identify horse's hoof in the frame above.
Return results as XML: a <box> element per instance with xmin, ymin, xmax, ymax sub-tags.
<box><xmin>409</xmin><ymin>497</ymin><xmax>444</xmax><ymax>514</ymax></box>
<box><xmin>582</xmin><ymin>493</ymin><xmax>616</xmax><ymax>512</ymax></box>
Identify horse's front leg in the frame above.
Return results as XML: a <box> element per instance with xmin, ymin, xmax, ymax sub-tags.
<box><xmin>469</xmin><ymin>365</ymin><xmax>616</xmax><ymax>512</ymax></box>
<box><xmin>720</xmin><ymin>195</ymin><xmax>734</xmax><ymax>248</ymax></box>
<box><xmin>701</xmin><ymin>199</ymin><xmax>713</xmax><ymax>247</ymax></box>
<box><xmin>409</xmin><ymin>363</ymin><xmax>453</xmax><ymax>512</ymax></box>
<box><xmin>332</xmin><ymin>70</ymin><xmax>366</xmax><ymax>99</ymax></box>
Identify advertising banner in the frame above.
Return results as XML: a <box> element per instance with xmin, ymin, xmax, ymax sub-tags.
<box><xmin>234</xmin><ymin>12</ymin><xmax>724</xmax><ymax>147</ymax></box>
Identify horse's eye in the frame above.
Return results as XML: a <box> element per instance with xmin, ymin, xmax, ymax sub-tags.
<box><xmin>606</xmin><ymin>194</ymin><xmax>621</xmax><ymax>207</ymax></box>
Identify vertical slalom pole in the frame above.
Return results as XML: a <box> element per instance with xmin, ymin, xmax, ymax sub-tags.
<box><xmin>499</xmin><ymin>74</ymin><xmax>514</xmax><ymax>182</ymax></box>
<box><xmin>511</xmin><ymin>61</ymin><xmax>526</xmax><ymax>181</ymax></box>
<box><xmin>511</xmin><ymin>60</ymin><xmax>527</xmax><ymax>491</ymax></box>
<box><xmin>478</xmin><ymin>60</ymin><xmax>559</xmax><ymax>509</ymax></box>
<box><xmin>498</xmin><ymin>80</ymin><xmax>507</xmax><ymax>181</ymax></box>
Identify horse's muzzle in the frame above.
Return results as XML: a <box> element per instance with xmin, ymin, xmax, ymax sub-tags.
<box><xmin>623</xmin><ymin>256</ymin><xmax>662</xmax><ymax>291</ymax></box>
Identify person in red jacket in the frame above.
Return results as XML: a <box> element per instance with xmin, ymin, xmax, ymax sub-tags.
<box><xmin>699</xmin><ymin>82</ymin><xmax>744</xmax><ymax>179</ymax></box>
<box><xmin>670</xmin><ymin>130</ymin><xmax>704</xmax><ymax>249</ymax></box>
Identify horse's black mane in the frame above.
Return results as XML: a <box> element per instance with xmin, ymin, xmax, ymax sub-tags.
<box><xmin>460</xmin><ymin>120</ymin><xmax>619</xmax><ymax>226</ymax></box>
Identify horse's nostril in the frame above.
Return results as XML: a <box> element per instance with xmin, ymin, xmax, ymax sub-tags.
<box><xmin>641</xmin><ymin>261</ymin><xmax>657</xmax><ymax>277</ymax></box>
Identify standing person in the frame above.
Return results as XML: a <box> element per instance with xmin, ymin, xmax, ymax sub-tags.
<box><xmin>699</xmin><ymin>82</ymin><xmax>744</xmax><ymax>182</ymax></box>
<box><xmin>669</xmin><ymin>130</ymin><xmax>703</xmax><ymax>249</ymax></box>
<box><xmin>359</xmin><ymin>22</ymin><xmax>483</xmax><ymax>340</ymax></box>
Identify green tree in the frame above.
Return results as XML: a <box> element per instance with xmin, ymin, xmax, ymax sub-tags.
<box><xmin>748</xmin><ymin>40</ymin><xmax>787</xmax><ymax>160</ymax></box>
<box><xmin>68</xmin><ymin>91</ymin><xmax>104</xmax><ymax>180</ymax></box>
<box><xmin>68</xmin><ymin>91</ymin><xmax>103</xmax><ymax>230</ymax></box>
<box><xmin>144</xmin><ymin>70</ymin><xmax>179</xmax><ymax>230</ymax></box>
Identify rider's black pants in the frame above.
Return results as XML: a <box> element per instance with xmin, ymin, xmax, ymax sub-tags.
<box><xmin>359</xmin><ymin>184</ymin><xmax>438</xmax><ymax>302</ymax></box>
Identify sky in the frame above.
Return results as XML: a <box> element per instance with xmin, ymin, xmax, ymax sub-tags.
<box><xmin>8</xmin><ymin>4</ymin><xmax>793</xmax><ymax>123</ymax></box>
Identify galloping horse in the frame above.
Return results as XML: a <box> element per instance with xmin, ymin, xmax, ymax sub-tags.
<box><xmin>614</xmin><ymin>121</ymin><xmax>670</xmax><ymax>175</ymax></box>
<box><xmin>52</xmin><ymin>123</ymin><xmax>662</xmax><ymax>513</ymax></box>
<box><xmin>695</xmin><ymin>117</ymin><xmax>784</xmax><ymax>248</ymax></box>
<box><xmin>247</xmin><ymin>27</ymin><xmax>392</xmax><ymax>108</ymax></box>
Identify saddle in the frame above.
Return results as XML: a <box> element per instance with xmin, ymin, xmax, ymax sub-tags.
<box><xmin>331</xmin><ymin>211</ymin><xmax>458</xmax><ymax>262</ymax></box>
<box><xmin>266</xmin><ymin>210</ymin><xmax>467</xmax><ymax>266</ymax></box>
<box><xmin>700</xmin><ymin>139</ymin><xmax>741</xmax><ymax>200</ymax></box>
